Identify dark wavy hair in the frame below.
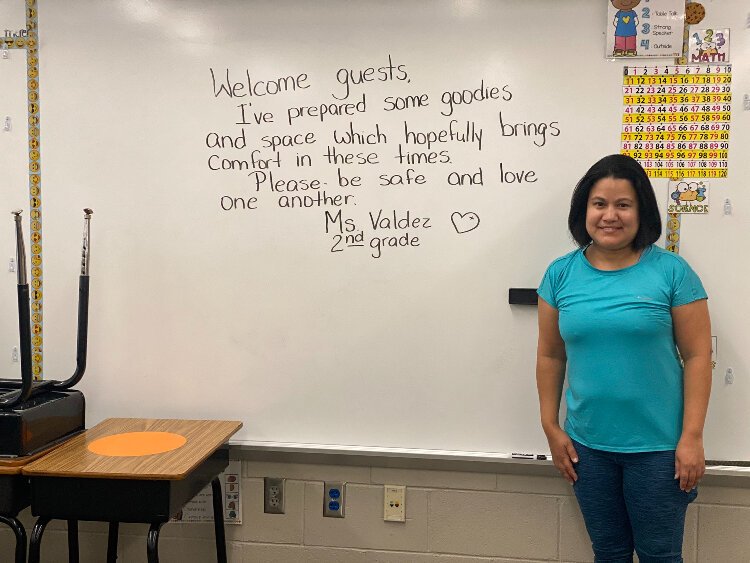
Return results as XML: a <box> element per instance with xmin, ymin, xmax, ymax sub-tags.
<box><xmin>568</xmin><ymin>154</ymin><xmax>661</xmax><ymax>250</ymax></box>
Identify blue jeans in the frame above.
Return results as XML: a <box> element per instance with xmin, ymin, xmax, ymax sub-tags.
<box><xmin>571</xmin><ymin>439</ymin><xmax>697</xmax><ymax>563</ymax></box>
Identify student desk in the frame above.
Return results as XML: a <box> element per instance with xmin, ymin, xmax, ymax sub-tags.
<box><xmin>23</xmin><ymin>418</ymin><xmax>242</xmax><ymax>563</ymax></box>
<box><xmin>0</xmin><ymin>456</ymin><xmax>32</xmax><ymax>563</ymax></box>
<box><xmin>0</xmin><ymin>444</ymin><xmax>75</xmax><ymax>563</ymax></box>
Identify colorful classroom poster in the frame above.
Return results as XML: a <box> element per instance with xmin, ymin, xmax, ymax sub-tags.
<box><xmin>172</xmin><ymin>460</ymin><xmax>242</xmax><ymax>524</ymax></box>
<box><xmin>689</xmin><ymin>29</ymin><xmax>730</xmax><ymax>64</ymax></box>
<box><xmin>621</xmin><ymin>64</ymin><xmax>732</xmax><ymax>178</ymax></box>
<box><xmin>668</xmin><ymin>179</ymin><xmax>710</xmax><ymax>213</ymax></box>
<box><xmin>606</xmin><ymin>0</ymin><xmax>686</xmax><ymax>58</ymax></box>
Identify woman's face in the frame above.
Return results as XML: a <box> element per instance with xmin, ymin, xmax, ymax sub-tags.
<box><xmin>585</xmin><ymin>177</ymin><xmax>640</xmax><ymax>251</ymax></box>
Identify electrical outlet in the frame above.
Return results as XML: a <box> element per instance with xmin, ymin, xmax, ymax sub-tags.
<box><xmin>11</xmin><ymin>346</ymin><xmax>19</xmax><ymax>363</ymax></box>
<box><xmin>264</xmin><ymin>477</ymin><xmax>285</xmax><ymax>514</ymax></box>
<box><xmin>323</xmin><ymin>481</ymin><xmax>345</xmax><ymax>517</ymax></box>
<box><xmin>8</xmin><ymin>257</ymin><xmax>15</xmax><ymax>273</ymax></box>
<box><xmin>383</xmin><ymin>485</ymin><xmax>406</xmax><ymax>522</ymax></box>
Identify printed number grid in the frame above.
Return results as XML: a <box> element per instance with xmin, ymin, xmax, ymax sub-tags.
<box><xmin>621</xmin><ymin>65</ymin><xmax>732</xmax><ymax>178</ymax></box>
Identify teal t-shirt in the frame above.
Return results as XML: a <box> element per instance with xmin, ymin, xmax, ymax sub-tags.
<box><xmin>537</xmin><ymin>245</ymin><xmax>707</xmax><ymax>452</ymax></box>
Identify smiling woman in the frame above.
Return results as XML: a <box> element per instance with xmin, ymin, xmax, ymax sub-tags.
<box><xmin>584</xmin><ymin>177</ymin><xmax>640</xmax><ymax>263</ymax></box>
<box><xmin>568</xmin><ymin>155</ymin><xmax>662</xmax><ymax>259</ymax></box>
<box><xmin>536</xmin><ymin>154</ymin><xmax>712</xmax><ymax>561</ymax></box>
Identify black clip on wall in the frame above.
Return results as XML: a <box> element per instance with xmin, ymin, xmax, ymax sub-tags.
<box><xmin>508</xmin><ymin>288</ymin><xmax>539</xmax><ymax>306</ymax></box>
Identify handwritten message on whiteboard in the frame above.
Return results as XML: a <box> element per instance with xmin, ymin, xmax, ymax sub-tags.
<box><xmin>204</xmin><ymin>56</ymin><xmax>563</xmax><ymax>258</ymax></box>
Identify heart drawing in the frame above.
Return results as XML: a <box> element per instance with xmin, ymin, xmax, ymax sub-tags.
<box><xmin>451</xmin><ymin>212</ymin><xmax>480</xmax><ymax>234</ymax></box>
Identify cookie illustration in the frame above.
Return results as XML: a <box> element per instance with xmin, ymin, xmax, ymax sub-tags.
<box><xmin>685</xmin><ymin>3</ymin><xmax>706</xmax><ymax>25</ymax></box>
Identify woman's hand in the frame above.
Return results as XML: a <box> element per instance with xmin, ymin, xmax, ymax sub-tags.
<box><xmin>545</xmin><ymin>425</ymin><xmax>579</xmax><ymax>484</ymax></box>
<box><xmin>675</xmin><ymin>435</ymin><xmax>705</xmax><ymax>491</ymax></box>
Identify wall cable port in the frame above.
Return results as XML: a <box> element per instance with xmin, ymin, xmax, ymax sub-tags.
<box><xmin>383</xmin><ymin>484</ymin><xmax>406</xmax><ymax>522</ymax></box>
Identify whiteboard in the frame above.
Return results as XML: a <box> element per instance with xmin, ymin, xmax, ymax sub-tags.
<box><xmin>1</xmin><ymin>0</ymin><xmax>748</xmax><ymax>460</ymax></box>
<box><xmin>0</xmin><ymin>0</ymin><xmax>29</xmax><ymax>381</ymax></box>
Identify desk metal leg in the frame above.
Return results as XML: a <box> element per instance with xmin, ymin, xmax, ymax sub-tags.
<box><xmin>146</xmin><ymin>522</ymin><xmax>163</xmax><ymax>563</ymax></box>
<box><xmin>28</xmin><ymin>516</ymin><xmax>51</xmax><ymax>563</ymax></box>
<box><xmin>67</xmin><ymin>519</ymin><xmax>79</xmax><ymax>563</ymax></box>
<box><xmin>107</xmin><ymin>521</ymin><xmax>119</xmax><ymax>562</ymax></box>
<box><xmin>211</xmin><ymin>476</ymin><xmax>227</xmax><ymax>563</ymax></box>
<box><xmin>0</xmin><ymin>515</ymin><xmax>27</xmax><ymax>563</ymax></box>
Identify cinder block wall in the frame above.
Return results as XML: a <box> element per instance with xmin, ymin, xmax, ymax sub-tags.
<box><xmin>2</xmin><ymin>458</ymin><xmax>749</xmax><ymax>562</ymax></box>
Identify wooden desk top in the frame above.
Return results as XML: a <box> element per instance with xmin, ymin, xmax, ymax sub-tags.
<box><xmin>22</xmin><ymin>418</ymin><xmax>242</xmax><ymax>480</ymax></box>
<box><xmin>0</xmin><ymin>444</ymin><xmax>61</xmax><ymax>475</ymax></box>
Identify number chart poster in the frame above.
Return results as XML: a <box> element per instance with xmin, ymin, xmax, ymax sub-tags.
<box><xmin>621</xmin><ymin>65</ymin><xmax>732</xmax><ymax>178</ymax></box>
<box><xmin>606</xmin><ymin>0</ymin><xmax>685</xmax><ymax>58</ymax></box>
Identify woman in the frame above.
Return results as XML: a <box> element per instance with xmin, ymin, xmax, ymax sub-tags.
<box><xmin>536</xmin><ymin>154</ymin><xmax>711</xmax><ymax>562</ymax></box>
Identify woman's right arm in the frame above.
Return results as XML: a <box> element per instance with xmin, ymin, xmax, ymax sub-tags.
<box><xmin>536</xmin><ymin>297</ymin><xmax>578</xmax><ymax>483</ymax></box>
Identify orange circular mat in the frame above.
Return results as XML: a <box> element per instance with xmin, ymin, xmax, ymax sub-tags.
<box><xmin>87</xmin><ymin>432</ymin><xmax>187</xmax><ymax>457</ymax></box>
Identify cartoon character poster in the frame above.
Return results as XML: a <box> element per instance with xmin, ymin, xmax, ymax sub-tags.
<box><xmin>689</xmin><ymin>29</ymin><xmax>730</xmax><ymax>63</ymax></box>
<box><xmin>606</xmin><ymin>0</ymin><xmax>686</xmax><ymax>58</ymax></box>
<box><xmin>668</xmin><ymin>180</ymin><xmax>710</xmax><ymax>214</ymax></box>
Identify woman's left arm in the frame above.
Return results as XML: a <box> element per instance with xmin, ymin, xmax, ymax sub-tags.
<box><xmin>673</xmin><ymin>298</ymin><xmax>712</xmax><ymax>492</ymax></box>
